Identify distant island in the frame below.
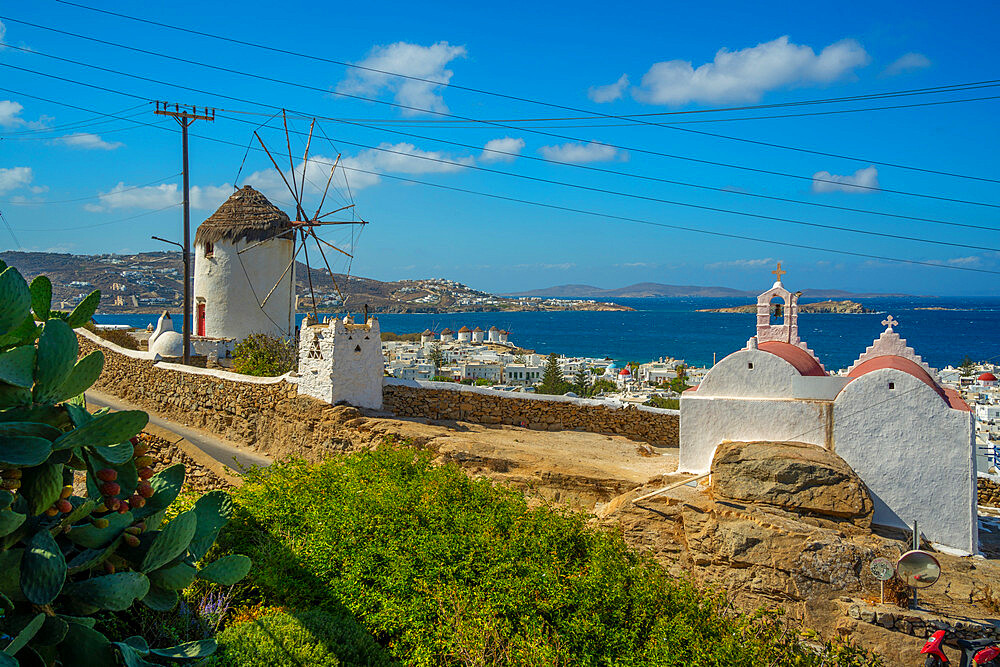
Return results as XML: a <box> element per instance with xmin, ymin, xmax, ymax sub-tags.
<box><xmin>0</xmin><ymin>251</ymin><xmax>632</xmax><ymax>315</ymax></box>
<box><xmin>697</xmin><ymin>300</ymin><xmax>875</xmax><ymax>314</ymax></box>
<box><xmin>507</xmin><ymin>282</ymin><xmax>910</xmax><ymax>299</ymax></box>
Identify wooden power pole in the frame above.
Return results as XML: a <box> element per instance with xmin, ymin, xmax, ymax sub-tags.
<box><xmin>154</xmin><ymin>102</ymin><xmax>214</xmax><ymax>365</ymax></box>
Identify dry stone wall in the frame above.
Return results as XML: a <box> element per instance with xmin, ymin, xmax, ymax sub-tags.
<box><xmin>79</xmin><ymin>333</ymin><xmax>679</xmax><ymax>458</ymax></box>
<box><xmin>981</xmin><ymin>476</ymin><xmax>1000</xmax><ymax>506</ymax></box>
<box><xmin>383</xmin><ymin>379</ymin><xmax>678</xmax><ymax>447</ymax></box>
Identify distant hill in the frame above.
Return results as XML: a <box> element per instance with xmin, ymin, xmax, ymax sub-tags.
<box><xmin>505</xmin><ymin>282</ymin><xmax>911</xmax><ymax>299</ymax></box>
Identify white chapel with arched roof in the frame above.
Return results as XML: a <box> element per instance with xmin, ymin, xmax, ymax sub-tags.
<box><xmin>679</xmin><ymin>265</ymin><xmax>979</xmax><ymax>553</ymax></box>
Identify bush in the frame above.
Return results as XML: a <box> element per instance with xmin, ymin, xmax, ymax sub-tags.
<box><xmin>218</xmin><ymin>448</ymin><xmax>880</xmax><ymax>666</ymax></box>
<box><xmin>644</xmin><ymin>395</ymin><xmax>679</xmax><ymax>410</ymax></box>
<box><xmin>232</xmin><ymin>332</ymin><xmax>296</xmax><ymax>376</ymax></box>
<box><xmin>206</xmin><ymin>610</ymin><xmax>394</xmax><ymax>667</ymax></box>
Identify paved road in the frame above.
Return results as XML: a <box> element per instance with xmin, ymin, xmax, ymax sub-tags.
<box><xmin>87</xmin><ymin>390</ymin><xmax>272</xmax><ymax>472</ymax></box>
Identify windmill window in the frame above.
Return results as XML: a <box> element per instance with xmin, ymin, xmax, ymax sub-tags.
<box><xmin>747</xmin><ymin>362</ymin><xmax>754</xmax><ymax>370</ymax></box>
<box><xmin>204</xmin><ymin>242</ymin><xmax>214</xmax><ymax>258</ymax></box>
<box><xmin>888</xmin><ymin>382</ymin><xmax>895</xmax><ymax>390</ymax></box>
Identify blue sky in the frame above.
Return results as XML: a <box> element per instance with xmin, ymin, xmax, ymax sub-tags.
<box><xmin>1</xmin><ymin>0</ymin><xmax>998</xmax><ymax>295</ymax></box>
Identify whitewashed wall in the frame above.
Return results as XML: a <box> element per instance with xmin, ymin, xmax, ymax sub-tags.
<box><xmin>297</xmin><ymin>317</ymin><xmax>383</xmax><ymax>410</ymax></box>
<box><xmin>833</xmin><ymin>368</ymin><xmax>978</xmax><ymax>554</ymax></box>
<box><xmin>193</xmin><ymin>237</ymin><xmax>295</xmax><ymax>341</ymax></box>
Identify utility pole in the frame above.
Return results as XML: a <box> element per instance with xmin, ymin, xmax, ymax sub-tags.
<box><xmin>154</xmin><ymin>102</ymin><xmax>215</xmax><ymax>365</ymax></box>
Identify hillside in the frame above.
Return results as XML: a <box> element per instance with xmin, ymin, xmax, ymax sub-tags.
<box><xmin>0</xmin><ymin>251</ymin><xmax>631</xmax><ymax>314</ymax></box>
<box><xmin>697</xmin><ymin>299</ymin><xmax>875</xmax><ymax>314</ymax></box>
<box><xmin>507</xmin><ymin>282</ymin><xmax>910</xmax><ymax>299</ymax></box>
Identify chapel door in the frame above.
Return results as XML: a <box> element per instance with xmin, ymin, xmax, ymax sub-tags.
<box><xmin>196</xmin><ymin>303</ymin><xmax>206</xmax><ymax>336</ymax></box>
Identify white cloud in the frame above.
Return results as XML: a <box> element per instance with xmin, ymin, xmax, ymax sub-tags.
<box><xmin>0</xmin><ymin>167</ymin><xmax>33</xmax><ymax>194</ymax></box>
<box><xmin>705</xmin><ymin>257</ymin><xmax>775</xmax><ymax>270</ymax></box>
<box><xmin>337</xmin><ymin>41</ymin><xmax>467</xmax><ymax>115</ymax></box>
<box><xmin>0</xmin><ymin>100</ymin><xmax>26</xmax><ymax>128</ymax></box>
<box><xmin>633</xmin><ymin>36</ymin><xmax>869</xmax><ymax>105</ymax></box>
<box><xmin>515</xmin><ymin>262</ymin><xmax>576</xmax><ymax>270</ymax></box>
<box><xmin>616</xmin><ymin>261</ymin><xmax>656</xmax><ymax>268</ymax></box>
<box><xmin>812</xmin><ymin>165</ymin><xmax>879</xmax><ymax>193</ymax></box>
<box><xmin>0</xmin><ymin>20</ymin><xmax>6</xmax><ymax>47</ymax></box>
<box><xmin>52</xmin><ymin>132</ymin><xmax>123</xmax><ymax>151</ymax></box>
<box><xmin>538</xmin><ymin>141</ymin><xmax>625</xmax><ymax>163</ymax></box>
<box><xmin>245</xmin><ymin>144</ymin><xmax>473</xmax><ymax>202</ymax></box>
<box><xmin>883</xmin><ymin>52</ymin><xmax>931</xmax><ymax>76</ymax></box>
<box><xmin>479</xmin><ymin>137</ymin><xmax>525</xmax><ymax>163</ymax></box>
<box><xmin>946</xmin><ymin>255</ymin><xmax>981</xmax><ymax>266</ymax></box>
<box><xmin>88</xmin><ymin>182</ymin><xmax>231</xmax><ymax>211</ymax></box>
<box><xmin>588</xmin><ymin>74</ymin><xmax>629</xmax><ymax>103</ymax></box>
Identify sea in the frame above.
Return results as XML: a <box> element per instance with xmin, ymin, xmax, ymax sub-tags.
<box><xmin>94</xmin><ymin>296</ymin><xmax>1000</xmax><ymax>372</ymax></box>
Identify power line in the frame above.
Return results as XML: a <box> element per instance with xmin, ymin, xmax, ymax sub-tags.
<box><xmin>4</xmin><ymin>84</ymin><xmax>999</xmax><ymax>277</ymax></box>
<box><xmin>38</xmin><ymin>3</ymin><xmax>1000</xmax><ymax>184</ymax></box>
<box><xmin>0</xmin><ymin>172</ymin><xmax>181</xmax><ymax>205</ymax></box>
<box><xmin>16</xmin><ymin>203</ymin><xmax>180</xmax><ymax>230</ymax></box>
<box><xmin>3</xmin><ymin>50</ymin><xmax>999</xmax><ymax>211</ymax></box>
<box><xmin>217</xmin><ymin>111</ymin><xmax>999</xmax><ymax>234</ymax></box>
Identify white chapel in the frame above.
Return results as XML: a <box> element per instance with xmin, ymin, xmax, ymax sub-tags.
<box><xmin>679</xmin><ymin>265</ymin><xmax>978</xmax><ymax>553</ymax></box>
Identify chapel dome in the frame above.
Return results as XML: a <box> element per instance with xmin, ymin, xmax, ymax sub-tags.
<box><xmin>619</xmin><ymin>368</ymin><xmax>631</xmax><ymax>376</ymax></box>
<box><xmin>195</xmin><ymin>185</ymin><xmax>291</xmax><ymax>246</ymax></box>
<box><xmin>979</xmin><ymin>372</ymin><xmax>996</xmax><ymax>382</ymax></box>
<box><xmin>757</xmin><ymin>341</ymin><xmax>826</xmax><ymax>377</ymax></box>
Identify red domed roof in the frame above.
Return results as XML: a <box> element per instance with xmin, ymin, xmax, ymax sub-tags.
<box><xmin>847</xmin><ymin>355</ymin><xmax>970</xmax><ymax>411</ymax></box>
<box><xmin>979</xmin><ymin>372</ymin><xmax>996</xmax><ymax>382</ymax></box>
<box><xmin>619</xmin><ymin>368</ymin><xmax>631</xmax><ymax>375</ymax></box>
<box><xmin>758</xmin><ymin>341</ymin><xmax>826</xmax><ymax>377</ymax></box>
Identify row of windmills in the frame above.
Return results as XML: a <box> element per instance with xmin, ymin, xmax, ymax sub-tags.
<box><xmin>419</xmin><ymin>327</ymin><xmax>510</xmax><ymax>346</ymax></box>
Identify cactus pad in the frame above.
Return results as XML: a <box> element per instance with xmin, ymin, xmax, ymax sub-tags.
<box><xmin>33</xmin><ymin>319</ymin><xmax>78</xmax><ymax>403</ymax></box>
<box><xmin>53</xmin><ymin>410</ymin><xmax>147</xmax><ymax>452</ymax></box>
<box><xmin>20</xmin><ymin>529</ymin><xmax>67</xmax><ymax>605</ymax></box>
<box><xmin>64</xmin><ymin>572</ymin><xmax>150</xmax><ymax>611</ymax></box>
<box><xmin>0</xmin><ymin>345</ymin><xmax>36</xmax><ymax>388</ymax></box>
<box><xmin>196</xmin><ymin>555</ymin><xmax>251</xmax><ymax>586</ymax></box>
<box><xmin>141</xmin><ymin>510</ymin><xmax>196</xmax><ymax>573</ymax></box>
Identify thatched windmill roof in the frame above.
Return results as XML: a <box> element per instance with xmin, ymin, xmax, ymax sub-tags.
<box><xmin>195</xmin><ymin>185</ymin><xmax>292</xmax><ymax>245</ymax></box>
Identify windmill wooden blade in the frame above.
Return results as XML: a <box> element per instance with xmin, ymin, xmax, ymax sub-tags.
<box><xmin>309</xmin><ymin>228</ymin><xmax>346</xmax><ymax>304</ymax></box>
<box><xmin>254</xmin><ymin>131</ymin><xmax>299</xmax><ymax>205</ymax></box>
<box><xmin>237</xmin><ymin>227</ymin><xmax>295</xmax><ymax>255</ymax></box>
<box><xmin>313</xmin><ymin>234</ymin><xmax>353</xmax><ymax>258</ymax></box>
<box><xmin>299</xmin><ymin>229</ymin><xmax>318</xmax><ymax>318</ymax></box>
<box><xmin>313</xmin><ymin>154</ymin><xmax>341</xmax><ymax>221</ymax></box>
<box><xmin>259</xmin><ymin>235</ymin><xmax>303</xmax><ymax>308</ymax></box>
<box><xmin>282</xmin><ymin>110</ymin><xmax>302</xmax><ymax>219</ymax></box>
<box><xmin>299</xmin><ymin>119</ymin><xmax>315</xmax><ymax>205</ymax></box>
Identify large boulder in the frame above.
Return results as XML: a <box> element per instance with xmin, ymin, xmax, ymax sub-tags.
<box><xmin>711</xmin><ymin>441</ymin><xmax>872</xmax><ymax>525</ymax></box>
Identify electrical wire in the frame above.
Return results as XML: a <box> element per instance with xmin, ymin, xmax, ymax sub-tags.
<box><xmin>2</xmin><ymin>52</ymin><xmax>998</xmax><ymax>211</ymax></box>
<box><xmin>37</xmin><ymin>3</ymin><xmax>1000</xmax><ymax>184</ymax></box>
<box><xmin>218</xmin><ymin>111</ymin><xmax>998</xmax><ymax>234</ymax></box>
<box><xmin>0</xmin><ymin>172</ymin><xmax>182</xmax><ymax>205</ymax></box>
<box><xmin>5</xmin><ymin>84</ymin><xmax>999</xmax><ymax>276</ymax></box>
<box><xmin>15</xmin><ymin>202</ymin><xmax>180</xmax><ymax>230</ymax></box>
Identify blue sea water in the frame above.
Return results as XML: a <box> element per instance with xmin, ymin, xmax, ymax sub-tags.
<box><xmin>94</xmin><ymin>297</ymin><xmax>1000</xmax><ymax>371</ymax></box>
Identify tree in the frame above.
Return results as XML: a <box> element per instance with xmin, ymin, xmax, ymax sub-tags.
<box><xmin>573</xmin><ymin>368</ymin><xmax>591</xmax><ymax>396</ymax></box>
<box><xmin>428</xmin><ymin>343</ymin><xmax>445</xmax><ymax>372</ymax></box>
<box><xmin>538</xmin><ymin>353</ymin><xmax>568</xmax><ymax>395</ymax></box>
<box><xmin>232</xmin><ymin>332</ymin><xmax>297</xmax><ymax>377</ymax></box>
<box><xmin>959</xmin><ymin>355</ymin><xmax>977</xmax><ymax>377</ymax></box>
<box><xmin>644</xmin><ymin>395</ymin><xmax>679</xmax><ymax>410</ymax></box>
<box><xmin>590</xmin><ymin>378</ymin><xmax>618</xmax><ymax>395</ymax></box>
<box><xmin>669</xmin><ymin>364</ymin><xmax>690</xmax><ymax>394</ymax></box>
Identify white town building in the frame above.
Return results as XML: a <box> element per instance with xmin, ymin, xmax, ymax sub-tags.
<box><xmin>679</xmin><ymin>268</ymin><xmax>978</xmax><ymax>553</ymax></box>
<box><xmin>193</xmin><ymin>186</ymin><xmax>296</xmax><ymax>343</ymax></box>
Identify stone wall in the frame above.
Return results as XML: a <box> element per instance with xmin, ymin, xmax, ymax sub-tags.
<box><xmin>383</xmin><ymin>379</ymin><xmax>678</xmax><ymax>447</ymax></box>
<box><xmin>981</xmin><ymin>476</ymin><xmax>1000</xmax><ymax>506</ymax></box>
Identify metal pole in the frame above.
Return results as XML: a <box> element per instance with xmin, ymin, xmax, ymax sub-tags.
<box><xmin>181</xmin><ymin>119</ymin><xmax>191</xmax><ymax>366</ymax></box>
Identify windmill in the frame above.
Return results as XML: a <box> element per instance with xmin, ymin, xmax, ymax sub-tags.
<box><xmin>238</xmin><ymin>111</ymin><xmax>367</xmax><ymax>321</ymax></box>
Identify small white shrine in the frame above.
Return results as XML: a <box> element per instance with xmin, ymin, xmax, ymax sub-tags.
<box><xmin>679</xmin><ymin>264</ymin><xmax>978</xmax><ymax>553</ymax></box>
<box><xmin>297</xmin><ymin>315</ymin><xmax>384</xmax><ymax>410</ymax></box>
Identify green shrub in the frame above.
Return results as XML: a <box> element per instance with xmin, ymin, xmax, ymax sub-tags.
<box><xmin>644</xmin><ymin>395</ymin><xmax>679</xmax><ymax>410</ymax></box>
<box><xmin>219</xmin><ymin>448</ymin><xmax>881</xmax><ymax>666</ymax></box>
<box><xmin>231</xmin><ymin>333</ymin><xmax>296</xmax><ymax>377</ymax></box>
<box><xmin>205</xmin><ymin>610</ymin><xmax>394</xmax><ymax>667</ymax></box>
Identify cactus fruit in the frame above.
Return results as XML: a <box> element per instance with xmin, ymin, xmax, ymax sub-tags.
<box><xmin>0</xmin><ymin>268</ymin><xmax>247</xmax><ymax>664</ymax></box>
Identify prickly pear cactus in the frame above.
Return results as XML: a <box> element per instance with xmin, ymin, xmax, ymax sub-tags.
<box><xmin>0</xmin><ymin>263</ymin><xmax>250</xmax><ymax>666</ymax></box>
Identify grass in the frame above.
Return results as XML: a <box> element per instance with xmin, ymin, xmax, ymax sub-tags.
<box><xmin>211</xmin><ymin>446</ymin><xmax>881</xmax><ymax>666</ymax></box>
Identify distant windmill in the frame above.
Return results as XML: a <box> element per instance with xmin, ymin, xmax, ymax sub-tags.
<box><xmin>238</xmin><ymin>111</ymin><xmax>368</xmax><ymax>319</ymax></box>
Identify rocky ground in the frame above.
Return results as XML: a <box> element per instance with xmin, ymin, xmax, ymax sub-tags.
<box><xmin>157</xmin><ymin>407</ymin><xmax>1000</xmax><ymax>666</ymax></box>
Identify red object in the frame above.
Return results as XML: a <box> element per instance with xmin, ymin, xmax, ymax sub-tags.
<box><xmin>848</xmin><ymin>355</ymin><xmax>971</xmax><ymax>411</ymax></box>
<box><xmin>619</xmin><ymin>368</ymin><xmax>630</xmax><ymax>375</ymax></box>
<box><xmin>975</xmin><ymin>646</ymin><xmax>1000</xmax><ymax>663</ymax></box>
<box><xmin>920</xmin><ymin>630</ymin><xmax>948</xmax><ymax>662</ymax></box>
<box><xmin>758</xmin><ymin>341</ymin><xmax>827</xmax><ymax>377</ymax></box>
<box><xmin>978</xmin><ymin>372</ymin><xmax>997</xmax><ymax>382</ymax></box>
<box><xmin>196</xmin><ymin>302</ymin><xmax>206</xmax><ymax>337</ymax></box>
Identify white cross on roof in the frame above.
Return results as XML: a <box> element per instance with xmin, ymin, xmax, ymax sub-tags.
<box><xmin>881</xmin><ymin>315</ymin><xmax>898</xmax><ymax>331</ymax></box>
